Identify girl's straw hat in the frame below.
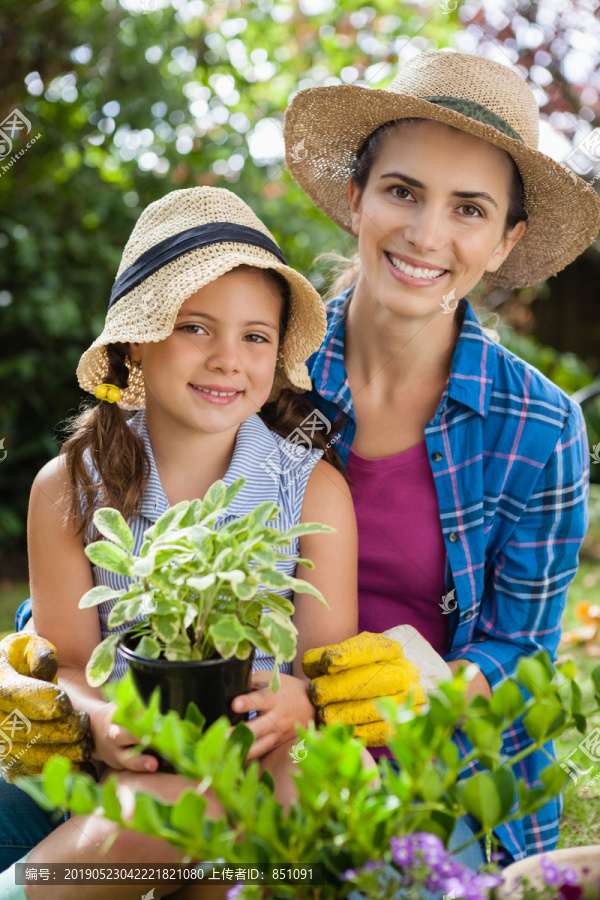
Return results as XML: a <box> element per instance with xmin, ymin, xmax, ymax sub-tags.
<box><xmin>283</xmin><ymin>50</ymin><xmax>600</xmax><ymax>289</ymax></box>
<box><xmin>77</xmin><ymin>187</ymin><xmax>327</xmax><ymax>409</ymax></box>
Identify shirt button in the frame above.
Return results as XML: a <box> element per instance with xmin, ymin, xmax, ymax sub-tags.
<box><xmin>463</xmin><ymin>610</ymin><xmax>473</xmax><ymax>621</ymax></box>
<box><xmin>432</xmin><ymin>451</ymin><xmax>443</xmax><ymax>462</ymax></box>
<box><xmin>449</xmin><ymin>532</ymin><xmax>459</xmax><ymax>542</ymax></box>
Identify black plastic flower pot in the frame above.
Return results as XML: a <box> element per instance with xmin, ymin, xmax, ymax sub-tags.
<box><xmin>117</xmin><ymin>635</ymin><xmax>255</xmax><ymax>771</ymax></box>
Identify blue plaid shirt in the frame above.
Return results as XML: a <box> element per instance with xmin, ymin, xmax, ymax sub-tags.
<box><xmin>304</xmin><ymin>286</ymin><xmax>590</xmax><ymax>864</ymax></box>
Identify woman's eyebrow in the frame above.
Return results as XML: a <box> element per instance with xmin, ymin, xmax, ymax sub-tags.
<box><xmin>380</xmin><ymin>171</ymin><xmax>499</xmax><ymax>210</ymax></box>
<box><xmin>176</xmin><ymin>310</ymin><xmax>278</xmax><ymax>330</ymax></box>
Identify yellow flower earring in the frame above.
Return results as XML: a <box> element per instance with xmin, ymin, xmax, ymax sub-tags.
<box><xmin>95</xmin><ymin>383</ymin><xmax>122</xmax><ymax>403</ymax></box>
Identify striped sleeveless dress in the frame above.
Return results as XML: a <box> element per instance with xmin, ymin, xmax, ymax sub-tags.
<box><xmin>81</xmin><ymin>409</ymin><xmax>324</xmax><ymax>682</ymax></box>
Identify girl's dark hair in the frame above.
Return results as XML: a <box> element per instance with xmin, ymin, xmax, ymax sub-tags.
<box><xmin>61</xmin><ymin>342</ymin><xmax>150</xmax><ymax>541</ymax></box>
<box><xmin>318</xmin><ymin>117</ymin><xmax>528</xmax><ymax>332</ymax></box>
<box><xmin>60</xmin><ymin>264</ymin><xmax>345</xmax><ymax>539</ymax></box>
<box><xmin>240</xmin><ymin>267</ymin><xmax>347</xmax><ymax>479</ymax></box>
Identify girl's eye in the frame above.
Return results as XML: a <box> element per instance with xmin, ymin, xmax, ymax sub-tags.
<box><xmin>180</xmin><ymin>324</ymin><xmax>208</xmax><ymax>335</ymax></box>
<box><xmin>179</xmin><ymin>325</ymin><xmax>268</xmax><ymax>342</ymax></box>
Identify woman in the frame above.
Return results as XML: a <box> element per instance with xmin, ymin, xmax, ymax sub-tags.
<box><xmin>280</xmin><ymin>48</ymin><xmax>597</xmax><ymax>866</ymax></box>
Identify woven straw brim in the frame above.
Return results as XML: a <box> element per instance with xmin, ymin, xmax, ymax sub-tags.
<box><xmin>284</xmin><ymin>87</ymin><xmax>600</xmax><ymax>289</ymax></box>
<box><xmin>77</xmin><ymin>243</ymin><xmax>327</xmax><ymax>410</ymax></box>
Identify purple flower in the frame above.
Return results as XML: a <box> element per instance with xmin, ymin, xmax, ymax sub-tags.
<box><xmin>340</xmin><ymin>868</ymin><xmax>357</xmax><ymax>881</ymax></box>
<box><xmin>389</xmin><ymin>831</ymin><xmax>503</xmax><ymax>900</ymax></box>
<box><xmin>541</xmin><ymin>856</ymin><xmax>560</xmax><ymax>885</ymax></box>
<box><xmin>540</xmin><ymin>855</ymin><xmax>582</xmax><ymax>891</ymax></box>
<box><xmin>363</xmin><ymin>860</ymin><xmax>385</xmax><ymax>872</ymax></box>
<box><xmin>471</xmin><ymin>873</ymin><xmax>503</xmax><ymax>890</ymax></box>
<box><xmin>390</xmin><ymin>832</ymin><xmax>450</xmax><ymax>871</ymax></box>
<box><xmin>390</xmin><ymin>835</ymin><xmax>416</xmax><ymax>867</ymax></box>
<box><xmin>226</xmin><ymin>887</ymin><xmax>244</xmax><ymax>900</ymax></box>
<box><xmin>439</xmin><ymin>876</ymin><xmax>466</xmax><ymax>897</ymax></box>
<box><xmin>560</xmin><ymin>866</ymin><xmax>580</xmax><ymax>886</ymax></box>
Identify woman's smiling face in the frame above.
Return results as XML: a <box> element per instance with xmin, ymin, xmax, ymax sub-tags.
<box><xmin>348</xmin><ymin>119</ymin><xmax>527</xmax><ymax>317</ymax></box>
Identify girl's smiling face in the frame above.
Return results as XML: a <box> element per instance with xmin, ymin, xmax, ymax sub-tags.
<box><xmin>348</xmin><ymin>119</ymin><xmax>527</xmax><ymax>318</ymax></box>
<box><xmin>128</xmin><ymin>265</ymin><xmax>284</xmax><ymax>435</ymax></box>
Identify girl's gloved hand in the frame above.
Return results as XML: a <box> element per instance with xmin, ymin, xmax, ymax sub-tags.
<box><xmin>230</xmin><ymin>671</ymin><xmax>317</xmax><ymax>761</ymax></box>
<box><xmin>0</xmin><ymin>632</ymin><xmax>94</xmax><ymax>781</ymax></box>
<box><xmin>302</xmin><ymin>626</ymin><xmax>452</xmax><ymax>747</ymax></box>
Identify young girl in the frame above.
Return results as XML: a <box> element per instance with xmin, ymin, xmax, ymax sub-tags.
<box><xmin>11</xmin><ymin>186</ymin><xmax>361</xmax><ymax>899</ymax></box>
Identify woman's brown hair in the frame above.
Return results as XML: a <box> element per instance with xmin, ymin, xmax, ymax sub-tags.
<box><xmin>60</xmin><ymin>264</ymin><xmax>345</xmax><ymax>539</ymax></box>
<box><xmin>316</xmin><ymin>117</ymin><xmax>529</xmax><ymax>335</ymax></box>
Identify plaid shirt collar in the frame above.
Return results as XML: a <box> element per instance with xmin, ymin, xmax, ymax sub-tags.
<box><xmin>309</xmin><ymin>286</ymin><xmax>496</xmax><ymax>419</ymax></box>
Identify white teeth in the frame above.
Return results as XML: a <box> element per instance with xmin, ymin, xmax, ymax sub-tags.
<box><xmin>388</xmin><ymin>254</ymin><xmax>445</xmax><ymax>279</ymax></box>
<box><xmin>195</xmin><ymin>386</ymin><xmax>239</xmax><ymax>396</ymax></box>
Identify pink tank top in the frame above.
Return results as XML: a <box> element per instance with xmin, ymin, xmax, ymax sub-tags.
<box><xmin>346</xmin><ymin>439</ymin><xmax>449</xmax><ymax>758</ymax></box>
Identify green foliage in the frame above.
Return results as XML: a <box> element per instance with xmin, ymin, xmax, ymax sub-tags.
<box><xmin>80</xmin><ymin>476</ymin><xmax>333</xmax><ymax>689</ymax></box>
<box><xmin>17</xmin><ymin>653</ymin><xmax>600</xmax><ymax>899</ymax></box>
<box><xmin>498</xmin><ymin>324</ymin><xmax>596</xmax><ymax>397</ymax></box>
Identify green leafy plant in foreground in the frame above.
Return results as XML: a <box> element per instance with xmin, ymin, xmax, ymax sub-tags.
<box><xmin>18</xmin><ymin>654</ymin><xmax>600</xmax><ymax>899</ymax></box>
<box><xmin>79</xmin><ymin>477</ymin><xmax>333</xmax><ymax>691</ymax></box>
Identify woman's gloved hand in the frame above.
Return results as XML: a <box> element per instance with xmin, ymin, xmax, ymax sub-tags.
<box><xmin>0</xmin><ymin>632</ymin><xmax>93</xmax><ymax>782</ymax></box>
<box><xmin>302</xmin><ymin>625</ymin><xmax>452</xmax><ymax>746</ymax></box>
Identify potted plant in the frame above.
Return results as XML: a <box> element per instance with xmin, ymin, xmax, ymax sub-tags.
<box><xmin>79</xmin><ymin>476</ymin><xmax>333</xmax><ymax>729</ymax></box>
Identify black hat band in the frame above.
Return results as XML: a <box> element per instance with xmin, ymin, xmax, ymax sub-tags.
<box><xmin>109</xmin><ymin>222</ymin><xmax>288</xmax><ymax>309</ymax></box>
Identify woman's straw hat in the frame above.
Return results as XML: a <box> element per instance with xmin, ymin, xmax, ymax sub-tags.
<box><xmin>77</xmin><ymin>186</ymin><xmax>327</xmax><ymax>409</ymax></box>
<box><xmin>283</xmin><ymin>50</ymin><xmax>600</xmax><ymax>289</ymax></box>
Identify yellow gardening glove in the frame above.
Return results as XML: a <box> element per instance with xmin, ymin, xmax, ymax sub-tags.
<box><xmin>0</xmin><ymin>632</ymin><xmax>93</xmax><ymax>782</ymax></box>
<box><xmin>308</xmin><ymin>656</ymin><xmax>422</xmax><ymax>706</ymax></box>
<box><xmin>302</xmin><ymin>627</ymin><xmax>451</xmax><ymax>747</ymax></box>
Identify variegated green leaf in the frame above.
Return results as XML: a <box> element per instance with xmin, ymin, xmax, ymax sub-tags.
<box><xmin>288</xmin><ymin>577</ymin><xmax>330</xmax><ymax>607</ymax></box>
<box><xmin>151</xmin><ymin>501</ymin><xmax>190</xmax><ymax>539</ymax></box>
<box><xmin>200</xmin><ymin>480</ymin><xmax>227</xmax><ymax>516</ymax></box>
<box><xmin>232</xmin><ymin>579</ymin><xmax>256</xmax><ymax>601</ymax></box>
<box><xmin>85</xmin><ymin>633</ymin><xmax>122</xmax><ymax>687</ymax></box>
<box><xmin>256</xmin><ymin>568</ymin><xmax>296</xmax><ymax>590</ymax></box>
<box><xmin>187</xmin><ymin>573</ymin><xmax>217</xmax><ymax>592</ymax></box>
<box><xmin>93</xmin><ymin>508</ymin><xmax>135</xmax><ymax>552</ymax></box>
<box><xmin>153</xmin><ymin>616</ymin><xmax>180</xmax><ymax>643</ymax></box>
<box><xmin>283</xmin><ymin>522</ymin><xmax>336</xmax><ymax>539</ymax></box>
<box><xmin>135</xmin><ymin>635</ymin><xmax>162</xmax><ymax>659</ymax></box>
<box><xmin>222</xmin><ymin>478</ymin><xmax>245</xmax><ymax>510</ymax></box>
<box><xmin>79</xmin><ymin>585</ymin><xmax>126</xmax><ymax>609</ymax></box>
<box><xmin>260</xmin><ymin>591</ymin><xmax>295</xmax><ymax>617</ymax></box>
<box><xmin>183</xmin><ymin>604</ymin><xmax>197</xmax><ymax>630</ymax></box>
<box><xmin>260</xmin><ymin>610</ymin><xmax>297</xmax><ymax>662</ymax></box>
<box><xmin>218</xmin><ymin>569</ymin><xmax>245</xmax><ymax>584</ymax></box>
<box><xmin>247</xmin><ymin>501</ymin><xmax>279</xmax><ymax>530</ymax></box>
<box><xmin>85</xmin><ymin>541</ymin><xmax>132</xmax><ymax>577</ymax></box>
<box><xmin>164</xmin><ymin>635</ymin><xmax>194</xmax><ymax>661</ymax></box>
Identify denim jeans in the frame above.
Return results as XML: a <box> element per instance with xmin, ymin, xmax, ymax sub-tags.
<box><xmin>0</xmin><ymin>776</ymin><xmax>67</xmax><ymax>871</ymax></box>
<box><xmin>1</xmin><ymin>602</ymin><xmax>65</xmax><ymax>871</ymax></box>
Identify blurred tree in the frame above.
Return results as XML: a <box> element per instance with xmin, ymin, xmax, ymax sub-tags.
<box><xmin>0</xmin><ymin>0</ymin><xmax>598</xmax><ymax>559</ymax></box>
